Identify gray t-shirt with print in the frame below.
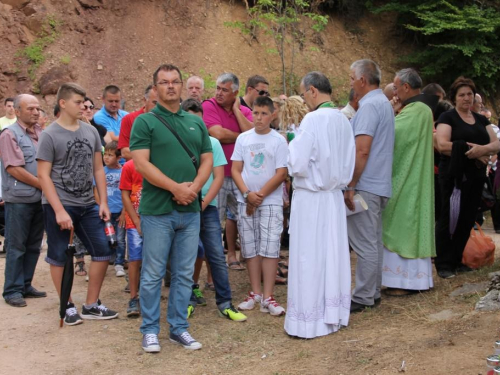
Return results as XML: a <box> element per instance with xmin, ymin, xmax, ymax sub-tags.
<box><xmin>36</xmin><ymin>121</ymin><xmax>102</xmax><ymax>206</ymax></box>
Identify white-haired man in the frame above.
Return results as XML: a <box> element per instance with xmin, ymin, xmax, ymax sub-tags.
<box><xmin>202</xmin><ymin>73</ymin><xmax>253</xmax><ymax>271</ymax></box>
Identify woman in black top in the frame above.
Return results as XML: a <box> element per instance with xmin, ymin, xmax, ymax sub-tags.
<box><xmin>83</xmin><ymin>97</ymin><xmax>108</xmax><ymax>147</ymax></box>
<box><xmin>434</xmin><ymin>77</ymin><xmax>500</xmax><ymax>279</ymax></box>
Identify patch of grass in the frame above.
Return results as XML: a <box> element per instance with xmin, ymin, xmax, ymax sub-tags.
<box><xmin>60</xmin><ymin>55</ymin><xmax>71</xmax><ymax>65</ymax></box>
<box><xmin>296</xmin><ymin>350</ymin><xmax>310</xmax><ymax>359</ymax></box>
<box><xmin>31</xmin><ymin>82</ymin><xmax>40</xmax><ymax>94</ymax></box>
<box><xmin>15</xmin><ymin>14</ymin><xmax>63</xmax><ymax>80</ymax></box>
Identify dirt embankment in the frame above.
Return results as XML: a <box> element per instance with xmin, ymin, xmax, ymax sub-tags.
<box><xmin>0</xmin><ymin>0</ymin><xmax>404</xmax><ymax>113</ymax></box>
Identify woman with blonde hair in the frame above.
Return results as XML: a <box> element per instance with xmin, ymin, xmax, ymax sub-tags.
<box><xmin>279</xmin><ymin>96</ymin><xmax>309</xmax><ymax>142</ymax></box>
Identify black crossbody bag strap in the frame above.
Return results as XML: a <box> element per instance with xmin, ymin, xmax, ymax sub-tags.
<box><xmin>149</xmin><ymin>112</ymin><xmax>198</xmax><ymax>170</ymax></box>
<box><xmin>149</xmin><ymin>112</ymin><xmax>204</xmax><ymax>219</ymax></box>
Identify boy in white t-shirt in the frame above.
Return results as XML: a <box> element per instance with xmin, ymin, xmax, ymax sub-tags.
<box><xmin>231</xmin><ymin>96</ymin><xmax>288</xmax><ymax>316</ymax></box>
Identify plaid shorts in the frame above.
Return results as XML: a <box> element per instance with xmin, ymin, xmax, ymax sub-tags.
<box><xmin>237</xmin><ymin>203</ymin><xmax>283</xmax><ymax>259</ymax></box>
<box><xmin>216</xmin><ymin>177</ymin><xmax>239</xmax><ymax>225</ymax></box>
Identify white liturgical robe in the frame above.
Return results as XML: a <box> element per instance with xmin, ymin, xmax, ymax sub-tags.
<box><xmin>284</xmin><ymin>105</ymin><xmax>355</xmax><ymax>339</ymax></box>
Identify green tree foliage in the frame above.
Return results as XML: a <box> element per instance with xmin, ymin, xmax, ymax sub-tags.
<box><xmin>226</xmin><ymin>0</ymin><xmax>328</xmax><ymax>95</ymax></box>
<box><xmin>372</xmin><ymin>0</ymin><xmax>500</xmax><ymax>96</ymax></box>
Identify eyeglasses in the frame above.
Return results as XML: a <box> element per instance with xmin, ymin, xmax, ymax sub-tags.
<box><xmin>300</xmin><ymin>88</ymin><xmax>311</xmax><ymax>99</ymax></box>
<box><xmin>157</xmin><ymin>81</ymin><xmax>183</xmax><ymax>86</ymax></box>
<box><xmin>84</xmin><ymin>105</ymin><xmax>94</xmax><ymax>110</ymax></box>
<box><xmin>251</xmin><ymin>87</ymin><xmax>270</xmax><ymax>96</ymax></box>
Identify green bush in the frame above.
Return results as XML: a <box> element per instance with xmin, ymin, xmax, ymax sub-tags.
<box><xmin>371</xmin><ymin>0</ymin><xmax>500</xmax><ymax>96</ymax></box>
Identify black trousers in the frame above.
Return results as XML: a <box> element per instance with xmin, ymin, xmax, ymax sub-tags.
<box><xmin>435</xmin><ymin>175</ymin><xmax>485</xmax><ymax>272</ymax></box>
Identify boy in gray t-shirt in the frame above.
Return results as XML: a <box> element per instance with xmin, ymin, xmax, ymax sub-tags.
<box><xmin>37</xmin><ymin>83</ymin><xmax>119</xmax><ymax>326</ymax></box>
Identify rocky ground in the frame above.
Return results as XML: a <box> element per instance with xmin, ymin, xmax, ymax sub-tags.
<box><xmin>1</xmin><ymin>219</ymin><xmax>500</xmax><ymax>374</ymax></box>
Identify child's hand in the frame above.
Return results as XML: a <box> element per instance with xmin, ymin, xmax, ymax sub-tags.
<box><xmin>118</xmin><ymin>212</ymin><xmax>126</xmax><ymax>228</ymax></box>
<box><xmin>246</xmin><ymin>203</ymin><xmax>255</xmax><ymax>216</ymax></box>
<box><xmin>247</xmin><ymin>192</ymin><xmax>263</xmax><ymax>207</ymax></box>
<box><xmin>99</xmin><ymin>203</ymin><xmax>111</xmax><ymax>222</ymax></box>
<box><xmin>133</xmin><ymin>219</ymin><xmax>142</xmax><ymax>236</ymax></box>
<box><xmin>56</xmin><ymin>209</ymin><xmax>73</xmax><ymax>230</ymax></box>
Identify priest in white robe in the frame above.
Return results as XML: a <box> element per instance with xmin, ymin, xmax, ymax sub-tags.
<box><xmin>285</xmin><ymin>71</ymin><xmax>356</xmax><ymax>339</ymax></box>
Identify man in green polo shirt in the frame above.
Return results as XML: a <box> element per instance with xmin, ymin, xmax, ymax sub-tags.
<box><xmin>130</xmin><ymin>63</ymin><xmax>213</xmax><ymax>353</ymax></box>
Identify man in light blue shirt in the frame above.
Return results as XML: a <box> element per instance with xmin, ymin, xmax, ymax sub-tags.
<box><xmin>93</xmin><ymin>85</ymin><xmax>128</xmax><ymax>141</ymax></box>
<box><xmin>344</xmin><ymin>59</ymin><xmax>395</xmax><ymax>313</ymax></box>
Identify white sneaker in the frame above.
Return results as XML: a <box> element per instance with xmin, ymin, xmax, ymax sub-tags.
<box><xmin>237</xmin><ymin>291</ymin><xmax>262</xmax><ymax>310</ymax></box>
<box><xmin>115</xmin><ymin>265</ymin><xmax>125</xmax><ymax>277</ymax></box>
<box><xmin>260</xmin><ymin>296</ymin><xmax>285</xmax><ymax>316</ymax></box>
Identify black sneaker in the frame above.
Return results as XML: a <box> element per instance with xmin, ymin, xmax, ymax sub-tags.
<box><xmin>350</xmin><ymin>300</ymin><xmax>374</xmax><ymax>313</ymax></box>
<box><xmin>65</xmin><ymin>303</ymin><xmax>83</xmax><ymax>326</ymax></box>
<box><xmin>457</xmin><ymin>265</ymin><xmax>474</xmax><ymax>273</ymax></box>
<box><xmin>127</xmin><ymin>297</ymin><xmax>140</xmax><ymax>317</ymax></box>
<box><xmin>169</xmin><ymin>331</ymin><xmax>202</xmax><ymax>350</ymax></box>
<box><xmin>437</xmin><ymin>269</ymin><xmax>456</xmax><ymax>279</ymax></box>
<box><xmin>191</xmin><ymin>284</ymin><xmax>206</xmax><ymax>306</ymax></box>
<box><xmin>81</xmin><ymin>300</ymin><xmax>119</xmax><ymax>320</ymax></box>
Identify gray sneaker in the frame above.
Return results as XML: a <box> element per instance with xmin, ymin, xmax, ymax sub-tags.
<box><xmin>64</xmin><ymin>303</ymin><xmax>83</xmax><ymax>326</ymax></box>
<box><xmin>127</xmin><ymin>297</ymin><xmax>140</xmax><ymax>317</ymax></box>
<box><xmin>81</xmin><ymin>300</ymin><xmax>119</xmax><ymax>320</ymax></box>
<box><xmin>142</xmin><ymin>334</ymin><xmax>161</xmax><ymax>353</ymax></box>
<box><xmin>169</xmin><ymin>331</ymin><xmax>202</xmax><ymax>350</ymax></box>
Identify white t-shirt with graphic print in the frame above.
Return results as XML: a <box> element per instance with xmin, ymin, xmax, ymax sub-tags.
<box><xmin>231</xmin><ymin>128</ymin><xmax>288</xmax><ymax>206</ymax></box>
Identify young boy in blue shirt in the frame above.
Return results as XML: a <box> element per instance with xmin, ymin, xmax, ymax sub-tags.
<box><xmin>95</xmin><ymin>141</ymin><xmax>126</xmax><ymax>277</ymax></box>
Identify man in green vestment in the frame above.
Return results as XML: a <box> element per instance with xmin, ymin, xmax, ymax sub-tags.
<box><xmin>382</xmin><ymin>68</ymin><xmax>436</xmax><ymax>295</ymax></box>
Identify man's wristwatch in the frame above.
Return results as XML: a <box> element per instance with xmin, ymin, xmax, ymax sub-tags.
<box><xmin>243</xmin><ymin>190</ymin><xmax>251</xmax><ymax>201</ymax></box>
<box><xmin>345</xmin><ymin>186</ymin><xmax>356</xmax><ymax>191</ymax></box>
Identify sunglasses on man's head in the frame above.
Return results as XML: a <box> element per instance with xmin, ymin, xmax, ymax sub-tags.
<box><xmin>84</xmin><ymin>105</ymin><xmax>94</xmax><ymax>110</ymax></box>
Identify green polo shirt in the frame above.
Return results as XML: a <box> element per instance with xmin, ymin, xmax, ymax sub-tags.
<box><xmin>130</xmin><ymin>104</ymin><xmax>212</xmax><ymax>215</ymax></box>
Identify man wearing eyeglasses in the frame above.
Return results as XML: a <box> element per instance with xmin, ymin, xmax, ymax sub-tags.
<box><xmin>240</xmin><ymin>75</ymin><xmax>270</xmax><ymax>109</ymax></box>
<box><xmin>202</xmin><ymin>73</ymin><xmax>253</xmax><ymax>271</ymax></box>
<box><xmin>130</xmin><ymin>64</ymin><xmax>213</xmax><ymax>353</ymax></box>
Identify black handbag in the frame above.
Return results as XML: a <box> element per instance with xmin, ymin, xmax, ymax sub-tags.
<box><xmin>480</xmin><ymin>179</ymin><xmax>496</xmax><ymax>212</ymax></box>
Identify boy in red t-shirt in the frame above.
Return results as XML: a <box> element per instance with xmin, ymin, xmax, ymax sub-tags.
<box><xmin>119</xmin><ymin>159</ymin><xmax>143</xmax><ymax>317</ymax></box>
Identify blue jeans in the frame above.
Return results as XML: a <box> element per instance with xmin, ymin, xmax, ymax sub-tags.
<box><xmin>3</xmin><ymin>202</ymin><xmax>44</xmax><ymax>300</ymax></box>
<box><xmin>140</xmin><ymin>211</ymin><xmax>200</xmax><ymax>336</ymax></box>
<box><xmin>199</xmin><ymin>205</ymin><xmax>232</xmax><ymax>309</ymax></box>
<box><xmin>110</xmin><ymin>212</ymin><xmax>126</xmax><ymax>265</ymax></box>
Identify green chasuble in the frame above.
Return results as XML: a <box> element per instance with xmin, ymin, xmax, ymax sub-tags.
<box><xmin>382</xmin><ymin>101</ymin><xmax>436</xmax><ymax>259</ymax></box>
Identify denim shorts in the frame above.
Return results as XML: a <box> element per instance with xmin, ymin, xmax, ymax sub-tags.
<box><xmin>127</xmin><ymin>228</ymin><xmax>143</xmax><ymax>261</ymax></box>
<box><xmin>43</xmin><ymin>204</ymin><xmax>112</xmax><ymax>266</ymax></box>
<box><xmin>226</xmin><ymin>207</ymin><xmax>236</xmax><ymax>221</ymax></box>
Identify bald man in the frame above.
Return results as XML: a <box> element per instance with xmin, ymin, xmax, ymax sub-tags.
<box><xmin>383</xmin><ymin>83</ymin><xmax>395</xmax><ymax>101</ymax></box>
<box><xmin>0</xmin><ymin>94</ymin><xmax>46</xmax><ymax>307</ymax></box>
<box><xmin>186</xmin><ymin>76</ymin><xmax>205</xmax><ymax>103</ymax></box>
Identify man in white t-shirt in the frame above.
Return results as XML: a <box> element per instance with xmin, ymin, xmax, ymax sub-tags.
<box><xmin>0</xmin><ymin>98</ymin><xmax>17</xmax><ymax>129</ymax></box>
<box><xmin>231</xmin><ymin>96</ymin><xmax>288</xmax><ymax>316</ymax></box>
